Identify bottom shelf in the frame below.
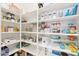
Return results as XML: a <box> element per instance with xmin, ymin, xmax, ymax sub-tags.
<box><xmin>1</xmin><ymin>42</ymin><xmax>20</xmax><ymax>56</ymax></box>
<box><xmin>9</xmin><ymin>49</ymin><xmax>20</xmax><ymax>56</ymax></box>
<box><xmin>1</xmin><ymin>42</ymin><xmax>79</xmax><ymax>56</ymax></box>
<box><xmin>39</xmin><ymin>42</ymin><xmax>78</xmax><ymax>56</ymax></box>
<box><xmin>21</xmin><ymin>43</ymin><xmax>37</xmax><ymax>56</ymax></box>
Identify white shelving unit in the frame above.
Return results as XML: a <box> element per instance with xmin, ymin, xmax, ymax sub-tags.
<box><xmin>37</xmin><ymin>3</ymin><xmax>79</xmax><ymax>56</ymax></box>
<box><xmin>21</xmin><ymin>9</ymin><xmax>38</xmax><ymax>56</ymax></box>
<box><xmin>0</xmin><ymin>6</ymin><xmax>21</xmax><ymax>56</ymax></box>
<box><xmin>0</xmin><ymin>3</ymin><xmax>79</xmax><ymax>56</ymax></box>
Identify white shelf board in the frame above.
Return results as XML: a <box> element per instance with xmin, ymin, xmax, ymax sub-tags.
<box><xmin>51</xmin><ymin>39</ymin><xmax>76</xmax><ymax>43</ymax></box>
<box><xmin>1</xmin><ymin>32</ymin><xmax>20</xmax><ymax>33</ymax></box>
<box><xmin>9</xmin><ymin>48</ymin><xmax>20</xmax><ymax>56</ymax></box>
<box><xmin>21</xmin><ymin>45</ymin><xmax>37</xmax><ymax>56</ymax></box>
<box><xmin>38</xmin><ymin>43</ymin><xmax>77</xmax><ymax>56</ymax></box>
<box><xmin>2</xmin><ymin>19</ymin><xmax>20</xmax><ymax>24</ymax></box>
<box><xmin>21</xmin><ymin>40</ymin><xmax>37</xmax><ymax>46</ymax></box>
<box><xmin>38</xmin><ymin>14</ymin><xmax>79</xmax><ymax>23</ymax></box>
<box><xmin>21</xmin><ymin>31</ymin><xmax>37</xmax><ymax>33</ymax></box>
<box><xmin>38</xmin><ymin>32</ymin><xmax>79</xmax><ymax>36</ymax></box>
<box><xmin>1</xmin><ymin>40</ymin><xmax>20</xmax><ymax>47</ymax></box>
<box><xmin>21</xmin><ymin>21</ymin><xmax>37</xmax><ymax>24</ymax></box>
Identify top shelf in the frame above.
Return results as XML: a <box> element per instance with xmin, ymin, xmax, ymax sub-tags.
<box><xmin>38</xmin><ymin>3</ymin><xmax>76</xmax><ymax>13</ymax></box>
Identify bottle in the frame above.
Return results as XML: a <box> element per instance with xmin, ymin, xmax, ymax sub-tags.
<box><xmin>52</xmin><ymin>11</ymin><xmax>57</xmax><ymax>19</ymax></box>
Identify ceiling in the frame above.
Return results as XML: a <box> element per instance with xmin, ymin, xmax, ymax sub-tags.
<box><xmin>0</xmin><ymin>3</ymin><xmax>38</xmax><ymax>14</ymax></box>
<box><xmin>15</xmin><ymin>3</ymin><xmax>38</xmax><ymax>14</ymax></box>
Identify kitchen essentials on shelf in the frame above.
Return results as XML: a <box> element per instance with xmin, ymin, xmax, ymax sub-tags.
<box><xmin>1</xmin><ymin>46</ymin><xmax>9</xmax><ymax>56</ymax></box>
<box><xmin>62</xmin><ymin>22</ymin><xmax>77</xmax><ymax>34</ymax></box>
<box><xmin>52</xmin><ymin>50</ymin><xmax>74</xmax><ymax>56</ymax></box>
<box><xmin>28</xmin><ymin>35</ymin><xmax>33</xmax><ymax>42</ymax></box>
<box><xmin>28</xmin><ymin>34</ymin><xmax>36</xmax><ymax>42</ymax></box>
<box><xmin>51</xmin><ymin>21</ymin><xmax>61</xmax><ymax>33</ymax></box>
<box><xmin>70</xmin><ymin>4</ymin><xmax>78</xmax><ymax>15</ymax></box>
<box><xmin>69</xmin><ymin>43</ymin><xmax>78</xmax><ymax>53</ymax></box>
<box><xmin>4</xmin><ymin>39</ymin><xmax>10</xmax><ymax>43</ymax></box>
<box><xmin>68</xmin><ymin>36</ymin><xmax>76</xmax><ymax>41</ymax></box>
<box><xmin>16</xmin><ymin>42</ymin><xmax>20</xmax><ymax>48</ymax></box>
<box><xmin>22</xmin><ymin>20</ymin><xmax>27</xmax><ymax>23</ymax></box>
<box><xmin>65</xmin><ymin>9</ymin><xmax>70</xmax><ymax>16</ymax></box>
<box><xmin>50</xmin><ymin>35</ymin><xmax>61</xmax><ymax>40</ymax></box>
<box><xmin>58</xmin><ymin>10</ymin><xmax>63</xmax><ymax>17</ymax></box>
<box><xmin>60</xmin><ymin>43</ymin><xmax>65</xmax><ymax>49</ymax></box>
<box><xmin>1</xmin><ymin>25</ymin><xmax>5</xmax><ymax>32</ymax></box>
<box><xmin>42</xmin><ymin>37</ymin><xmax>48</xmax><ymax>45</ymax></box>
<box><xmin>32</xmin><ymin>37</ymin><xmax>37</xmax><ymax>43</ymax></box>
<box><xmin>52</xmin><ymin>11</ymin><xmax>57</xmax><ymax>19</ymax></box>
<box><xmin>68</xmin><ymin>23</ymin><xmax>77</xmax><ymax>34</ymax></box>
<box><xmin>69</xmin><ymin>26</ymin><xmax>77</xmax><ymax>34</ymax></box>
<box><xmin>38</xmin><ymin>37</ymin><xmax>42</xmax><ymax>43</ymax></box>
<box><xmin>50</xmin><ymin>35</ymin><xmax>61</xmax><ymax>42</ymax></box>
<box><xmin>38</xmin><ymin>4</ymin><xmax>78</xmax><ymax>21</ymax></box>
<box><xmin>39</xmin><ymin>22</ymin><xmax>51</xmax><ymax>32</ymax></box>
<box><xmin>1</xmin><ymin>25</ymin><xmax>20</xmax><ymax>32</ymax></box>
<box><xmin>62</xmin><ymin>28</ymin><xmax>70</xmax><ymax>34</ymax></box>
<box><xmin>42</xmin><ymin>37</ymin><xmax>47</xmax><ymax>45</ymax></box>
<box><xmin>21</xmin><ymin>33</ymin><xmax>27</xmax><ymax>39</ymax></box>
<box><xmin>1</xmin><ymin>8</ymin><xmax>20</xmax><ymax>23</ymax></box>
<box><xmin>22</xmin><ymin>33</ymin><xmax>37</xmax><ymax>43</ymax></box>
<box><xmin>14</xmin><ymin>26</ymin><xmax>20</xmax><ymax>32</ymax></box>
<box><xmin>62</xmin><ymin>28</ymin><xmax>69</xmax><ymax>34</ymax></box>
<box><xmin>52</xmin><ymin>50</ymin><xmax>60</xmax><ymax>56</ymax></box>
<box><xmin>21</xmin><ymin>42</ymin><xmax>30</xmax><ymax>47</ymax></box>
<box><xmin>25</xmin><ymin>23</ymin><xmax>37</xmax><ymax>32</ymax></box>
<box><xmin>7</xmin><ymin>26</ymin><xmax>14</xmax><ymax>32</ymax></box>
<box><xmin>1</xmin><ymin>41</ymin><xmax>4</xmax><ymax>45</ymax></box>
<box><xmin>60</xmin><ymin>52</ymin><xmax>69</xmax><ymax>56</ymax></box>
